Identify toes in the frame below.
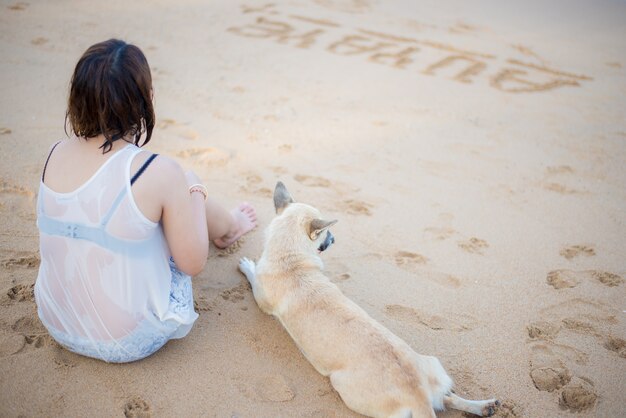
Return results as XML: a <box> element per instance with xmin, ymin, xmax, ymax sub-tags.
<box><xmin>239</xmin><ymin>202</ymin><xmax>254</xmax><ymax>212</ymax></box>
<box><xmin>243</xmin><ymin>207</ymin><xmax>257</xmax><ymax>220</ymax></box>
<box><xmin>238</xmin><ymin>259</ymin><xmax>251</xmax><ymax>274</ymax></box>
<box><xmin>237</xmin><ymin>203</ymin><xmax>258</xmax><ymax>222</ymax></box>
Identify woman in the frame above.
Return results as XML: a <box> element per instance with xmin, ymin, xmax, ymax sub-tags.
<box><xmin>34</xmin><ymin>39</ymin><xmax>256</xmax><ymax>362</ymax></box>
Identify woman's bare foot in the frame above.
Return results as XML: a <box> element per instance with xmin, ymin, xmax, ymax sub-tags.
<box><xmin>213</xmin><ymin>202</ymin><xmax>257</xmax><ymax>249</ymax></box>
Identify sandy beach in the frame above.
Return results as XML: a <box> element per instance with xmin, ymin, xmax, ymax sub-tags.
<box><xmin>1</xmin><ymin>0</ymin><xmax>625</xmax><ymax>416</ymax></box>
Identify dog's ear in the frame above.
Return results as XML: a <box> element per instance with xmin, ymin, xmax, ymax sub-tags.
<box><xmin>308</xmin><ymin>219</ymin><xmax>338</xmax><ymax>240</ymax></box>
<box><xmin>274</xmin><ymin>181</ymin><xmax>294</xmax><ymax>214</ymax></box>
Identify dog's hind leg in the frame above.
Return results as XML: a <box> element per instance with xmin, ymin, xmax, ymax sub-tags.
<box><xmin>443</xmin><ymin>393</ymin><xmax>500</xmax><ymax>417</ymax></box>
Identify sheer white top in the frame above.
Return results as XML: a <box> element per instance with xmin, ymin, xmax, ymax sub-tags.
<box><xmin>35</xmin><ymin>144</ymin><xmax>197</xmax><ymax>352</ymax></box>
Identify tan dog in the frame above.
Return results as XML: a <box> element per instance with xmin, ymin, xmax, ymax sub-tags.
<box><xmin>238</xmin><ymin>182</ymin><xmax>500</xmax><ymax>418</ymax></box>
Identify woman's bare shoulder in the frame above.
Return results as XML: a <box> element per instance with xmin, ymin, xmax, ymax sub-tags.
<box><xmin>133</xmin><ymin>151</ymin><xmax>185</xmax><ymax>184</ymax></box>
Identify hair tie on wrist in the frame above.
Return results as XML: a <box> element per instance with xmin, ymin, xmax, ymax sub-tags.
<box><xmin>188</xmin><ymin>183</ymin><xmax>208</xmax><ymax>201</ymax></box>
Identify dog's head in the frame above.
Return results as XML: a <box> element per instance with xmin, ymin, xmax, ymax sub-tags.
<box><xmin>271</xmin><ymin>181</ymin><xmax>337</xmax><ymax>254</ymax></box>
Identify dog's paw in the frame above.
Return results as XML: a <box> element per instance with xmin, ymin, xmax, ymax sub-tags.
<box><xmin>481</xmin><ymin>399</ymin><xmax>500</xmax><ymax>417</ymax></box>
<box><xmin>238</xmin><ymin>257</ymin><xmax>256</xmax><ymax>278</ymax></box>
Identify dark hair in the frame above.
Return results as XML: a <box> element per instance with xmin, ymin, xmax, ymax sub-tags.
<box><xmin>65</xmin><ymin>39</ymin><xmax>155</xmax><ymax>153</ymax></box>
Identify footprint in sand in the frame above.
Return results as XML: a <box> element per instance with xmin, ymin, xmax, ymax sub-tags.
<box><xmin>528</xmin><ymin>342</ymin><xmax>600</xmax><ymax>412</ymax></box>
<box><xmin>543</xmin><ymin>182</ymin><xmax>583</xmax><ymax>195</ymax></box>
<box><xmin>5</xmin><ymin>283</ymin><xmax>35</xmax><ymax>303</ymax></box>
<box><xmin>294</xmin><ymin>176</ymin><xmax>368</xmax><ymax>214</ymax></box>
<box><xmin>239</xmin><ymin>172</ymin><xmax>273</xmax><ymax>198</ymax></box>
<box><xmin>0</xmin><ymin>180</ymin><xmax>36</xmax><ymax>212</ymax></box>
<box><xmin>0</xmin><ymin>334</ymin><xmax>26</xmax><ymax>357</ymax></box>
<box><xmin>527</xmin><ymin>321</ymin><xmax>561</xmax><ymax>340</ymax></box>
<box><xmin>590</xmin><ymin>271</ymin><xmax>625</xmax><ymax>286</ymax></box>
<box><xmin>24</xmin><ymin>334</ymin><xmax>56</xmax><ymax>349</ymax></box>
<box><xmin>0</xmin><ymin>180</ymin><xmax>36</xmax><ymax>222</ymax></box>
<box><xmin>0</xmin><ymin>283</ymin><xmax>35</xmax><ymax>306</ymax></box>
<box><xmin>457</xmin><ymin>237</ymin><xmax>489</xmax><ymax>254</ymax></box>
<box><xmin>11</xmin><ymin>315</ymin><xmax>46</xmax><ymax>334</ymax></box>
<box><xmin>541</xmin><ymin>165</ymin><xmax>585</xmax><ymax>195</ymax></box>
<box><xmin>193</xmin><ymin>295</ymin><xmax>214</xmax><ymax>312</ymax></box>
<box><xmin>529</xmin><ymin>340</ymin><xmax>589</xmax><ymax>366</ymax></box>
<box><xmin>215</xmin><ymin>234</ymin><xmax>253</xmax><ymax>257</ymax></box>
<box><xmin>546</xmin><ymin>165</ymin><xmax>574</xmax><ymax>175</ymax></box>
<box><xmin>546</xmin><ymin>270</ymin><xmax>580</xmax><ymax>289</ymax></box>
<box><xmin>394</xmin><ymin>250</ymin><xmax>428</xmax><ymax>267</ymax></box>
<box><xmin>333</xmin><ymin>272</ymin><xmax>351</xmax><ymax>282</ymax></box>
<box><xmin>604</xmin><ymin>336</ymin><xmax>626</xmax><ymax>359</ymax></box>
<box><xmin>339</xmin><ymin>199</ymin><xmax>373</xmax><ymax>216</ymax></box>
<box><xmin>53</xmin><ymin>348</ymin><xmax>77</xmax><ymax>369</ymax></box>
<box><xmin>525</xmin><ymin>292</ymin><xmax>620</xmax><ymax>412</ymax></box>
<box><xmin>559</xmin><ymin>245</ymin><xmax>595</xmax><ymax>260</ymax></box>
<box><xmin>492</xmin><ymin>399</ymin><xmax>523</xmax><ymax>417</ymax></box>
<box><xmin>237</xmin><ymin>374</ymin><xmax>296</xmax><ymax>402</ymax></box>
<box><xmin>0</xmin><ymin>180</ymin><xmax>35</xmax><ymax>197</ymax></box>
<box><xmin>7</xmin><ymin>317</ymin><xmax>55</xmax><ymax>352</ymax></box>
<box><xmin>2</xmin><ymin>254</ymin><xmax>40</xmax><ymax>269</ymax></box>
<box><xmin>529</xmin><ymin>343</ymin><xmax>572</xmax><ymax>392</ymax></box>
<box><xmin>307</xmin><ymin>409</ymin><xmax>343</xmax><ymax>418</ymax></box>
<box><xmin>540</xmin><ymin>298</ymin><xmax>618</xmax><ymax>326</ymax></box>
<box><xmin>124</xmin><ymin>397</ymin><xmax>151</xmax><ymax>418</ymax></box>
<box><xmin>271</xmin><ymin>166</ymin><xmax>288</xmax><ymax>176</ymax></box>
<box><xmin>177</xmin><ymin>147</ymin><xmax>230</xmax><ymax>166</ymax></box>
<box><xmin>294</xmin><ymin>174</ymin><xmax>332</xmax><ymax>188</ymax></box>
<box><xmin>158</xmin><ymin>118</ymin><xmax>198</xmax><ymax>140</ymax></box>
<box><xmin>384</xmin><ymin>304</ymin><xmax>478</xmax><ymax>332</ymax></box>
<box><xmin>8</xmin><ymin>2</ymin><xmax>28</xmax><ymax>11</ymax></box>
<box><xmin>530</xmin><ymin>366</ymin><xmax>572</xmax><ymax>393</ymax></box>
<box><xmin>278</xmin><ymin>144</ymin><xmax>293</xmax><ymax>153</ymax></box>
<box><xmin>10</xmin><ymin>315</ymin><xmax>56</xmax><ymax>351</ymax></box>
<box><xmin>31</xmin><ymin>37</ymin><xmax>48</xmax><ymax>46</ymax></box>
<box><xmin>245</xmin><ymin>173</ymin><xmax>263</xmax><ymax>186</ymax></box>
<box><xmin>559</xmin><ymin>377</ymin><xmax>598</xmax><ymax>412</ymax></box>
<box><xmin>255</xmin><ymin>187</ymin><xmax>274</xmax><ymax>198</ymax></box>
<box><xmin>536</xmin><ymin>310</ymin><xmax>617</xmax><ymax>360</ymax></box>
<box><xmin>255</xmin><ymin>375</ymin><xmax>296</xmax><ymax>402</ymax></box>
<box><xmin>220</xmin><ymin>282</ymin><xmax>249</xmax><ymax>303</ymax></box>
<box><xmin>325</xmin><ymin>260</ymin><xmax>352</xmax><ymax>283</ymax></box>
<box><xmin>534</xmin><ymin>298</ymin><xmax>625</xmax><ymax>359</ymax></box>
<box><xmin>561</xmin><ymin>317</ymin><xmax>603</xmax><ymax>338</ymax></box>
<box><xmin>392</xmin><ymin>251</ymin><xmax>462</xmax><ymax>289</ymax></box>
<box><xmin>530</xmin><ymin>339</ymin><xmax>598</xmax><ymax>413</ymax></box>
<box><xmin>423</xmin><ymin>226</ymin><xmax>457</xmax><ymax>241</ymax></box>
<box><xmin>151</xmin><ymin>67</ymin><xmax>171</xmax><ymax>81</ymax></box>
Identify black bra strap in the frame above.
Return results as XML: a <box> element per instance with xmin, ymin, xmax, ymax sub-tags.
<box><xmin>131</xmin><ymin>153</ymin><xmax>158</xmax><ymax>185</ymax></box>
<box><xmin>42</xmin><ymin>141</ymin><xmax>62</xmax><ymax>182</ymax></box>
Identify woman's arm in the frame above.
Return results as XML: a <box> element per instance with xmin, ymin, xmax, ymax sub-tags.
<box><xmin>136</xmin><ymin>155</ymin><xmax>209</xmax><ymax>276</ymax></box>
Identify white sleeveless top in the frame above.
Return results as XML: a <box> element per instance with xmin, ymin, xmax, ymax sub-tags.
<box><xmin>35</xmin><ymin>144</ymin><xmax>198</xmax><ymax>362</ymax></box>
